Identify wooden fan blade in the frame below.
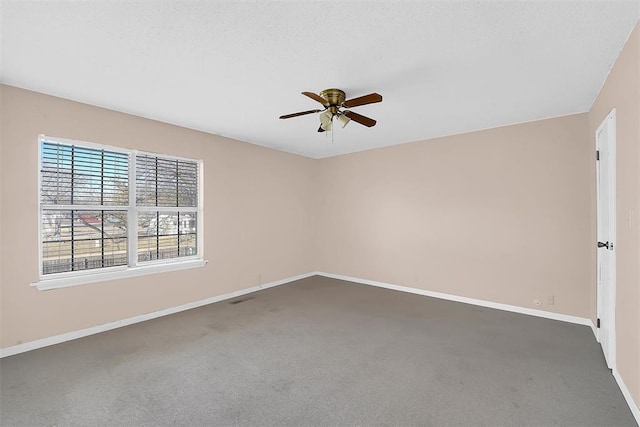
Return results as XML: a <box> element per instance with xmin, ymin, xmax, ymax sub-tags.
<box><xmin>302</xmin><ymin>91</ymin><xmax>329</xmax><ymax>106</ymax></box>
<box><xmin>343</xmin><ymin>110</ymin><xmax>377</xmax><ymax>127</ymax></box>
<box><xmin>343</xmin><ymin>92</ymin><xmax>382</xmax><ymax>108</ymax></box>
<box><xmin>279</xmin><ymin>109</ymin><xmax>321</xmax><ymax>119</ymax></box>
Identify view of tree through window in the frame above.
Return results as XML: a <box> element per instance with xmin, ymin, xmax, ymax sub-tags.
<box><xmin>40</xmin><ymin>139</ymin><xmax>200</xmax><ymax>276</ymax></box>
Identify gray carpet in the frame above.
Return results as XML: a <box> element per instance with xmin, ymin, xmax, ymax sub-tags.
<box><xmin>0</xmin><ymin>276</ymin><xmax>636</xmax><ymax>426</ymax></box>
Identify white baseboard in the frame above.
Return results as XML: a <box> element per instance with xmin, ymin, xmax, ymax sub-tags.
<box><xmin>316</xmin><ymin>272</ymin><xmax>594</xmax><ymax>328</ymax></box>
<box><xmin>0</xmin><ymin>271</ymin><xmax>316</xmax><ymax>358</ymax></box>
<box><xmin>0</xmin><ymin>270</ymin><xmax>601</xmax><ymax>359</ymax></box>
<box><xmin>613</xmin><ymin>369</ymin><xmax>640</xmax><ymax>426</ymax></box>
<box><xmin>590</xmin><ymin>322</ymin><xmax>599</xmax><ymax>340</ymax></box>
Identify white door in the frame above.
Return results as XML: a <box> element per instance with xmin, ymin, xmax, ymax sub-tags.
<box><xmin>596</xmin><ymin>109</ymin><xmax>616</xmax><ymax>369</ymax></box>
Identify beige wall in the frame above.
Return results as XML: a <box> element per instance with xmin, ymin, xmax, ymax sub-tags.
<box><xmin>0</xmin><ymin>87</ymin><xmax>597</xmax><ymax>345</ymax></box>
<box><xmin>589</xmin><ymin>22</ymin><xmax>640</xmax><ymax>410</ymax></box>
<box><xmin>316</xmin><ymin>115</ymin><xmax>592</xmax><ymax>318</ymax></box>
<box><xmin>0</xmin><ymin>85</ymin><xmax>317</xmax><ymax>348</ymax></box>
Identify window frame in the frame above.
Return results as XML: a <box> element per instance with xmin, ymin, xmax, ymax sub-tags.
<box><xmin>33</xmin><ymin>135</ymin><xmax>206</xmax><ymax>291</ymax></box>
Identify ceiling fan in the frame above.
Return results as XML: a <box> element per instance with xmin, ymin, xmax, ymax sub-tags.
<box><xmin>279</xmin><ymin>89</ymin><xmax>382</xmax><ymax>132</ymax></box>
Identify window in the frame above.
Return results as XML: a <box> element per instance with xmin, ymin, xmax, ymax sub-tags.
<box><xmin>38</xmin><ymin>135</ymin><xmax>204</xmax><ymax>288</ymax></box>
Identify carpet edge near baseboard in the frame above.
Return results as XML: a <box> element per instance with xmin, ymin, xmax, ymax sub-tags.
<box><xmin>0</xmin><ymin>271</ymin><xmax>597</xmax><ymax>355</ymax></box>
<box><xmin>316</xmin><ymin>272</ymin><xmax>595</xmax><ymax>331</ymax></box>
<box><xmin>0</xmin><ymin>271</ymin><xmax>316</xmax><ymax>359</ymax></box>
<box><xmin>613</xmin><ymin>369</ymin><xmax>640</xmax><ymax>426</ymax></box>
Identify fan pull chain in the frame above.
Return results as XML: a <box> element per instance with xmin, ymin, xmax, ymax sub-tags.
<box><xmin>331</xmin><ymin>116</ymin><xmax>334</xmax><ymax>144</ymax></box>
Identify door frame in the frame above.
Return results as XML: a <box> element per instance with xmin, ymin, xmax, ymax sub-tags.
<box><xmin>595</xmin><ymin>108</ymin><xmax>616</xmax><ymax>370</ymax></box>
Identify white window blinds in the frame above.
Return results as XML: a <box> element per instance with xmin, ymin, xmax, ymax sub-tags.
<box><xmin>135</xmin><ymin>154</ymin><xmax>198</xmax><ymax>207</ymax></box>
<box><xmin>41</xmin><ymin>142</ymin><xmax>129</xmax><ymax>206</ymax></box>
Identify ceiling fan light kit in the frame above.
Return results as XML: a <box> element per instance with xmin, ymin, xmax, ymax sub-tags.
<box><xmin>280</xmin><ymin>88</ymin><xmax>382</xmax><ymax>134</ymax></box>
<box><xmin>336</xmin><ymin>114</ymin><xmax>350</xmax><ymax>128</ymax></box>
<box><xmin>319</xmin><ymin>110</ymin><xmax>333</xmax><ymax>131</ymax></box>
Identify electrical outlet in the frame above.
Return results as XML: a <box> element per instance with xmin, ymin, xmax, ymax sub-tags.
<box><xmin>533</xmin><ymin>299</ymin><xmax>542</xmax><ymax>307</ymax></box>
<box><xmin>546</xmin><ymin>295</ymin><xmax>555</xmax><ymax>305</ymax></box>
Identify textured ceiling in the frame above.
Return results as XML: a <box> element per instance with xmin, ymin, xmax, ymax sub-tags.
<box><xmin>1</xmin><ymin>1</ymin><xmax>639</xmax><ymax>158</ymax></box>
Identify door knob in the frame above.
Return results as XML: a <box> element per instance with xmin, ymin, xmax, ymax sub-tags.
<box><xmin>598</xmin><ymin>241</ymin><xmax>613</xmax><ymax>250</ymax></box>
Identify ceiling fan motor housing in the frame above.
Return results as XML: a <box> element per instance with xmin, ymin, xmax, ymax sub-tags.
<box><xmin>320</xmin><ymin>88</ymin><xmax>346</xmax><ymax>115</ymax></box>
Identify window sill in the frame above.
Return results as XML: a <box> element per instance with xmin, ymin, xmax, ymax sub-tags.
<box><xmin>32</xmin><ymin>259</ymin><xmax>208</xmax><ymax>291</ymax></box>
